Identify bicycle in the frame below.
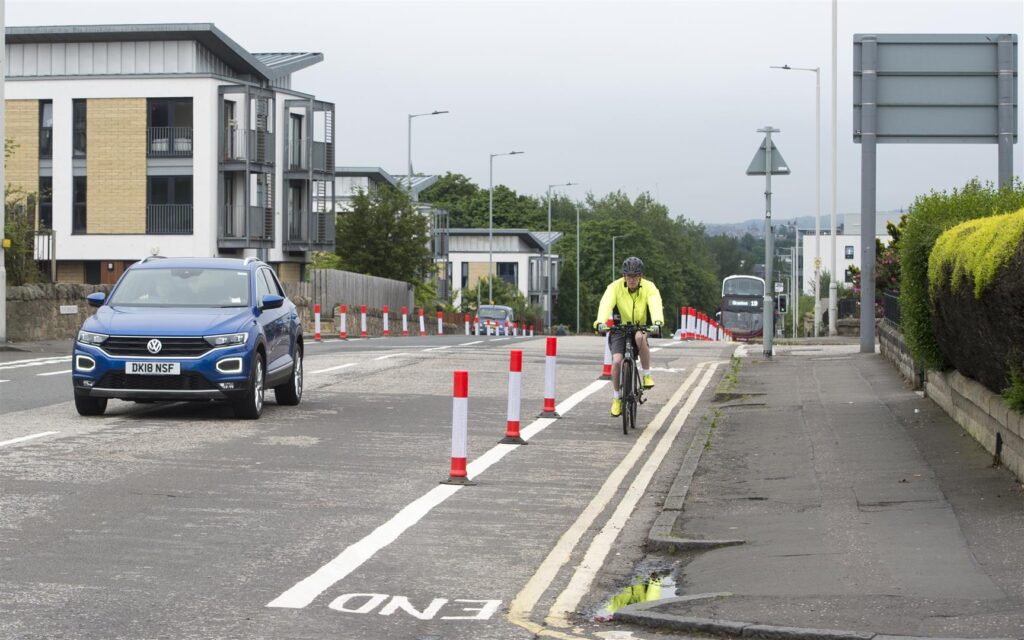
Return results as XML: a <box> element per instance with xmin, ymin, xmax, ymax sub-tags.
<box><xmin>606</xmin><ymin>324</ymin><xmax>659</xmax><ymax>435</ymax></box>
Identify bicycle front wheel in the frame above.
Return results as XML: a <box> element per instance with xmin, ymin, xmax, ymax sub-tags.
<box><xmin>620</xmin><ymin>358</ymin><xmax>634</xmax><ymax>435</ymax></box>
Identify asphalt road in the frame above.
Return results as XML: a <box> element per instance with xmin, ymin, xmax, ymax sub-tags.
<box><xmin>0</xmin><ymin>334</ymin><xmax>732</xmax><ymax>640</ymax></box>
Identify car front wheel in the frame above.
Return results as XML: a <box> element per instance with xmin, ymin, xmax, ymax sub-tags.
<box><xmin>233</xmin><ymin>353</ymin><xmax>265</xmax><ymax>419</ymax></box>
<box><xmin>75</xmin><ymin>393</ymin><xmax>108</xmax><ymax>416</ymax></box>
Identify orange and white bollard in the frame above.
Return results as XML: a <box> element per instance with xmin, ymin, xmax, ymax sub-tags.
<box><xmin>464</xmin><ymin>314</ymin><xmax>471</xmax><ymax>336</ymax></box>
<box><xmin>513</xmin><ymin>322</ymin><xmax>518</xmax><ymax>337</ymax></box>
<box><xmin>504</xmin><ymin>320</ymin><xmax>510</xmax><ymax>337</ymax></box>
<box><xmin>314</xmin><ymin>304</ymin><xmax>321</xmax><ymax>341</ymax></box>
<box><xmin>401</xmin><ymin>306</ymin><xmax>409</xmax><ymax>336</ymax></box>
<box><xmin>539</xmin><ymin>336</ymin><xmax>560</xmax><ymax>418</ymax></box>
<box><xmin>437</xmin><ymin>311</ymin><xmax>444</xmax><ymax>335</ymax></box>
<box><xmin>501</xmin><ymin>350</ymin><xmax>527</xmax><ymax>444</ymax></box>
<box><xmin>382</xmin><ymin>305</ymin><xmax>390</xmax><ymax>337</ymax></box>
<box><xmin>441</xmin><ymin>370</ymin><xmax>474</xmax><ymax>485</ymax></box>
<box><xmin>418</xmin><ymin>307</ymin><xmax>426</xmax><ymax>336</ymax></box>
<box><xmin>474</xmin><ymin>315</ymin><xmax>480</xmax><ymax>336</ymax></box>
<box><xmin>599</xmin><ymin>321</ymin><xmax>613</xmax><ymax>379</ymax></box>
<box><xmin>338</xmin><ymin>304</ymin><xmax>348</xmax><ymax>340</ymax></box>
<box><xmin>529</xmin><ymin>325</ymin><xmax>535</xmax><ymax>337</ymax></box>
<box><xmin>360</xmin><ymin>305</ymin><xmax>368</xmax><ymax>339</ymax></box>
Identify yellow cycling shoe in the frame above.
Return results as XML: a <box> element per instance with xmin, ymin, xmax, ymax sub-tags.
<box><xmin>643</xmin><ymin>375</ymin><xmax>655</xmax><ymax>389</ymax></box>
<box><xmin>610</xmin><ymin>398</ymin><xmax>622</xmax><ymax>417</ymax></box>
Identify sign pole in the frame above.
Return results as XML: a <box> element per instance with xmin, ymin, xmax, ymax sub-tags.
<box><xmin>762</xmin><ymin>128</ymin><xmax>775</xmax><ymax>358</ymax></box>
<box><xmin>860</xmin><ymin>37</ymin><xmax>878</xmax><ymax>354</ymax></box>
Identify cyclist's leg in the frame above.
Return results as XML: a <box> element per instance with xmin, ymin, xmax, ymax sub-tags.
<box><xmin>608</xmin><ymin>332</ymin><xmax>627</xmax><ymax>393</ymax></box>
<box><xmin>636</xmin><ymin>331</ymin><xmax>651</xmax><ymax>371</ymax></box>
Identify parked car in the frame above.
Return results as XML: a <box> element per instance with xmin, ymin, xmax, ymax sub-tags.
<box><xmin>475</xmin><ymin>304</ymin><xmax>515</xmax><ymax>335</ymax></box>
<box><xmin>72</xmin><ymin>256</ymin><xmax>303</xmax><ymax>419</ymax></box>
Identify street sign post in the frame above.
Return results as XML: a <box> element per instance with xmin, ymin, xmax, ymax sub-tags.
<box><xmin>853</xmin><ymin>33</ymin><xmax>1018</xmax><ymax>354</ymax></box>
<box><xmin>746</xmin><ymin>127</ymin><xmax>790</xmax><ymax>359</ymax></box>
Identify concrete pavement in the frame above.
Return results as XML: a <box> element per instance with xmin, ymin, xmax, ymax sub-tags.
<box><xmin>616</xmin><ymin>341</ymin><xmax>1024</xmax><ymax>639</ymax></box>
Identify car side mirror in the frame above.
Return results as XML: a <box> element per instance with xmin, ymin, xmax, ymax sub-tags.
<box><xmin>86</xmin><ymin>292</ymin><xmax>106</xmax><ymax>308</ymax></box>
<box><xmin>261</xmin><ymin>295</ymin><xmax>285</xmax><ymax>310</ymax></box>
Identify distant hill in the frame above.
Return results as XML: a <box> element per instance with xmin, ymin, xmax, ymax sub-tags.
<box><xmin>702</xmin><ymin>210</ymin><xmax>906</xmax><ymax>238</ymax></box>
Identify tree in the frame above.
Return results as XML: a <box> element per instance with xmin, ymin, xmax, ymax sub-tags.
<box><xmin>334</xmin><ymin>185</ymin><xmax>433</xmax><ymax>283</ymax></box>
<box><xmin>4</xmin><ymin>138</ymin><xmax>42</xmax><ymax>286</ymax></box>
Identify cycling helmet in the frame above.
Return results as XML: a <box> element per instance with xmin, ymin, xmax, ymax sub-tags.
<box><xmin>621</xmin><ymin>256</ymin><xmax>644</xmax><ymax>276</ymax></box>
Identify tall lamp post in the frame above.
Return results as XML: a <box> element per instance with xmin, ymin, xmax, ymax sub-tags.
<box><xmin>611</xmin><ymin>235</ymin><xmax>629</xmax><ymax>280</ymax></box>
<box><xmin>407</xmin><ymin>110</ymin><xmax>448</xmax><ymax>195</ymax></box>
<box><xmin>546</xmin><ymin>181</ymin><xmax>576</xmax><ymax>331</ymax></box>
<box><xmin>575</xmin><ymin>201</ymin><xmax>582</xmax><ymax>335</ymax></box>
<box><xmin>488</xmin><ymin>151</ymin><xmax>524</xmax><ymax>303</ymax></box>
<box><xmin>771</xmin><ymin>64</ymin><xmax>821</xmax><ymax>337</ymax></box>
<box><xmin>830</xmin><ymin>0</ymin><xmax>838</xmax><ymax>336</ymax></box>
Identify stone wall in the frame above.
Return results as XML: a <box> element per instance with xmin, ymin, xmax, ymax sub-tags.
<box><xmin>878</xmin><ymin>320</ymin><xmax>923</xmax><ymax>389</ymax></box>
<box><xmin>6</xmin><ymin>283</ymin><xmax>110</xmax><ymax>342</ymax></box>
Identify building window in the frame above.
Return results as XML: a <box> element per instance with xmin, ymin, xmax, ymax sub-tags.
<box><xmin>497</xmin><ymin>262</ymin><xmax>517</xmax><ymax>287</ymax></box>
<box><xmin>73</xmin><ymin>99</ymin><xmax>87</xmax><ymax>157</ymax></box>
<box><xmin>461</xmin><ymin>262</ymin><xmax>469</xmax><ymax>289</ymax></box>
<box><xmin>72</xmin><ymin>177</ymin><xmax>87</xmax><ymax>234</ymax></box>
<box><xmin>148</xmin><ymin>98</ymin><xmax>193</xmax><ymax>156</ymax></box>
<box><xmin>844</xmin><ymin>245</ymin><xmax>855</xmax><ymax>259</ymax></box>
<box><xmin>39</xmin><ymin>177</ymin><xmax>53</xmax><ymax>229</ymax></box>
<box><xmin>147</xmin><ymin>176</ymin><xmax>193</xmax><ymax>234</ymax></box>
<box><xmin>39</xmin><ymin>100</ymin><xmax>53</xmax><ymax>158</ymax></box>
<box><xmin>84</xmin><ymin>261</ymin><xmax>101</xmax><ymax>285</ymax></box>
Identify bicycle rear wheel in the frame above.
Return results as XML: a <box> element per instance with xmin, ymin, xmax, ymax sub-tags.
<box><xmin>620</xmin><ymin>358</ymin><xmax>634</xmax><ymax>435</ymax></box>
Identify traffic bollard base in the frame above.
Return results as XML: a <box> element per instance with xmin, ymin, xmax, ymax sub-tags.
<box><xmin>440</xmin><ymin>476</ymin><xmax>476</xmax><ymax>486</ymax></box>
<box><xmin>538</xmin><ymin>410</ymin><xmax>561</xmax><ymax>418</ymax></box>
<box><xmin>500</xmin><ymin>436</ymin><xmax>528</xmax><ymax>445</ymax></box>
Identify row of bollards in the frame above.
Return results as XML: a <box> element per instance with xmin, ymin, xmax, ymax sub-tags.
<box><xmin>442</xmin><ymin>337</ymin><xmax>559</xmax><ymax>484</ymax></box>
<box><xmin>314</xmin><ymin>304</ymin><xmax>537</xmax><ymax>341</ymax></box>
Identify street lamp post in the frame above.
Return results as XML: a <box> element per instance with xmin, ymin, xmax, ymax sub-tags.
<box><xmin>611</xmin><ymin>235</ymin><xmax>629</xmax><ymax>281</ymax></box>
<box><xmin>488</xmin><ymin>151</ymin><xmax>524</xmax><ymax>303</ymax></box>
<box><xmin>407</xmin><ymin>110</ymin><xmax>448</xmax><ymax>196</ymax></box>
<box><xmin>546</xmin><ymin>181</ymin><xmax>576</xmax><ymax>331</ymax></box>
<box><xmin>771</xmin><ymin>64</ymin><xmax>821</xmax><ymax>337</ymax></box>
<box><xmin>831</xmin><ymin>0</ymin><xmax>839</xmax><ymax>336</ymax></box>
<box><xmin>576</xmin><ymin>202</ymin><xmax>581</xmax><ymax>335</ymax></box>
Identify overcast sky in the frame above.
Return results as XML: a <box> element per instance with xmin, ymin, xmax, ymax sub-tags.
<box><xmin>7</xmin><ymin>0</ymin><xmax>1023</xmax><ymax>224</ymax></box>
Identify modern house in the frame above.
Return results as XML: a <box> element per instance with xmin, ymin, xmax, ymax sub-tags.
<box><xmin>5</xmin><ymin>23</ymin><xmax>335</xmax><ymax>284</ymax></box>
<box><xmin>446</xmin><ymin>228</ymin><xmax>562</xmax><ymax>314</ymax></box>
<box><xmin>331</xmin><ymin>167</ymin><xmax>437</xmax><ymax>212</ymax></box>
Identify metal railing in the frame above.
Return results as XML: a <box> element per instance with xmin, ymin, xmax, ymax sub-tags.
<box><xmin>221</xmin><ymin>204</ymin><xmax>272</xmax><ymax>240</ymax></box>
<box><xmin>881</xmin><ymin>289</ymin><xmax>901</xmax><ymax>326</ymax></box>
<box><xmin>147</xmin><ymin>204</ymin><xmax>193</xmax><ymax>234</ymax></box>
<box><xmin>288</xmin><ymin>138</ymin><xmax>308</xmax><ymax>170</ymax></box>
<box><xmin>285</xmin><ymin>210</ymin><xmax>335</xmax><ymax>248</ymax></box>
<box><xmin>222</xmin><ymin>128</ymin><xmax>275</xmax><ymax>164</ymax></box>
<box><xmin>148</xmin><ymin>127</ymin><xmax>193</xmax><ymax>157</ymax></box>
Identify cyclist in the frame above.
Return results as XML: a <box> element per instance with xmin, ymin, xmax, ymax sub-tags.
<box><xmin>593</xmin><ymin>256</ymin><xmax>664</xmax><ymax>417</ymax></box>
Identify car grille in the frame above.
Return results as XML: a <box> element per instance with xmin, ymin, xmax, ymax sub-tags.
<box><xmin>103</xmin><ymin>336</ymin><xmax>211</xmax><ymax>357</ymax></box>
<box><xmin>97</xmin><ymin>372</ymin><xmax>216</xmax><ymax>391</ymax></box>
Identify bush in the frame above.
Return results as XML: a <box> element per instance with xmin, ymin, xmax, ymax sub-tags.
<box><xmin>899</xmin><ymin>178</ymin><xmax>1024</xmax><ymax>370</ymax></box>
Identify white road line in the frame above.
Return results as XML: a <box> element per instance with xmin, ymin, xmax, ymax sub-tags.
<box><xmin>650</xmin><ymin>347</ymin><xmax>662</xmax><ymax>353</ymax></box>
<box><xmin>458</xmin><ymin>340</ymin><xmax>484</xmax><ymax>347</ymax></box>
<box><xmin>0</xmin><ymin>431</ymin><xmax>60</xmax><ymax>448</ymax></box>
<box><xmin>373</xmin><ymin>353</ymin><xmax>410</xmax><ymax>361</ymax></box>
<box><xmin>0</xmin><ymin>380</ymin><xmax>9</xmax><ymax>384</ymax></box>
<box><xmin>545</xmin><ymin>361</ymin><xmax>722</xmax><ymax>627</ymax></box>
<box><xmin>491</xmin><ymin>337</ymin><xmax>510</xmax><ymax>342</ymax></box>
<box><xmin>508</xmin><ymin>363</ymin><xmax>707</xmax><ymax>621</ymax></box>
<box><xmin>267</xmin><ymin>378</ymin><xmax>609</xmax><ymax>610</ymax></box>
<box><xmin>37</xmin><ymin>369</ymin><xmax>72</xmax><ymax>377</ymax></box>
<box><xmin>423</xmin><ymin>345</ymin><xmax>452</xmax><ymax>352</ymax></box>
<box><xmin>309</xmin><ymin>363</ymin><xmax>358</xmax><ymax>375</ymax></box>
<box><xmin>0</xmin><ymin>356</ymin><xmax>72</xmax><ymax>371</ymax></box>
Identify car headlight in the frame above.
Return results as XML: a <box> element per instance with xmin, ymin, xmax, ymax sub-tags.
<box><xmin>77</xmin><ymin>330</ymin><xmax>109</xmax><ymax>346</ymax></box>
<box><xmin>204</xmin><ymin>333</ymin><xmax>248</xmax><ymax>347</ymax></box>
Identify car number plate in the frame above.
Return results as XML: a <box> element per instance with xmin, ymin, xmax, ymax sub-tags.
<box><xmin>126</xmin><ymin>361</ymin><xmax>180</xmax><ymax>375</ymax></box>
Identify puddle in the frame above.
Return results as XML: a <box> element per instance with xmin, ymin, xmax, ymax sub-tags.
<box><xmin>593</xmin><ymin>573</ymin><xmax>677</xmax><ymax>621</ymax></box>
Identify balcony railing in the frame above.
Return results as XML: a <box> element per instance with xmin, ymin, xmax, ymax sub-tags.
<box><xmin>147</xmin><ymin>204</ymin><xmax>193</xmax><ymax>234</ymax></box>
<box><xmin>221</xmin><ymin>204</ymin><xmax>272</xmax><ymax>241</ymax></box>
<box><xmin>528</xmin><ymin>256</ymin><xmax>560</xmax><ymax>295</ymax></box>
<box><xmin>288</xmin><ymin>138</ymin><xmax>308</xmax><ymax>170</ymax></box>
<box><xmin>222</xmin><ymin>128</ymin><xmax>275</xmax><ymax>165</ymax></box>
<box><xmin>148</xmin><ymin>127</ymin><xmax>193</xmax><ymax>157</ymax></box>
<box><xmin>285</xmin><ymin>210</ymin><xmax>335</xmax><ymax>249</ymax></box>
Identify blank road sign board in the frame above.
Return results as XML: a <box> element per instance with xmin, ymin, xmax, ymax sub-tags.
<box><xmin>853</xmin><ymin>34</ymin><xmax>1018</xmax><ymax>144</ymax></box>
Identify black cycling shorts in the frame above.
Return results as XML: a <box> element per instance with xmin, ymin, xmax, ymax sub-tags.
<box><xmin>608</xmin><ymin>330</ymin><xmax>644</xmax><ymax>357</ymax></box>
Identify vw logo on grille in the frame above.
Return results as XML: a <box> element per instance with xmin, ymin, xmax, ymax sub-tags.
<box><xmin>147</xmin><ymin>339</ymin><xmax>163</xmax><ymax>354</ymax></box>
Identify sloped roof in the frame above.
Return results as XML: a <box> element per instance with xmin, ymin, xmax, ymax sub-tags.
<box><xmin>252</xmin><ymin>52</ymin><xmax>324</xmax><ymax>77</ymax></box>
<box><xmin>449</xmin><ymin>228</ymin><xmax>563</xmax><ymax>252</ymax></box>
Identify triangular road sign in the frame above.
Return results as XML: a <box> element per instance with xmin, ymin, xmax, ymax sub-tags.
<box><xmin>746</xmin><ymin>137</ymin><xmax>791</xmax><ymax>175</ymax></box>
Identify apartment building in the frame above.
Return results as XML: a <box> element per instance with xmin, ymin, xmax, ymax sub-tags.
<box><xmin>5</xmin><ymin>23</ymin><xmax>335</xmax><ymax>284</ymax></box>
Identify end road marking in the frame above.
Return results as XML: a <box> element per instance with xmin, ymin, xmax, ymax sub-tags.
<box><xmin>37</xmin><ymin>369</ymin><xmax>72</xmax><ymax>377</ymax></box>
<box><xmin>373</xmin><ymin>353</ymin><xmax>410</xmax><ymax>361</ymax></box>
<box><xmin>0</xmin><ymin>431</ymin><xmax>60</xmax><ymax>448</ymax></box>
<box><xmin>310</xmin><ymin>363</ymin><xmax>358</xmax><ymax>375</ymax></box>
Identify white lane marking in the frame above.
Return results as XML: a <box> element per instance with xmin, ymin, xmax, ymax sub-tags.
<box><xmin>508</xmin><ymin>364</ymin><xmax>707</xmax><ymax>621</ymax></box>
<box><xmin>423</xmin><ymin>345</ymin><xmax>452</xmax><ymax>352</ymax></box>
<box><xmin>491</xmin><ymin>337</ymin><xmax>509</xmax><ymax>342</ymax></box>
<box><xmin>0</xmin><ymin>356</ymin><xmax>72</xmax><ymax>371</ymax></box>
<box><xmin>373</xmin><ymin>353</ymin><xmax>410</xmax><ymax>361</ymax></box>
<box><xmin>545</xmin><ymin>361</ymin><xmax>722</xmax><ymax>627</ymax></box>
<box><xmin>37</xmin><ymin>369</ymin><xmax>72</xmax><ymax>377</ymax></box>
<box><xmin>309</xmin><ymin>363</ymin><xmax>358</xmax><ymax>375</ymax></box>
<box><xmin>267</xmin><ymin>378</ymin><xmax>609</xmax><ymax>610</ymax></box>
<box><xmin>649</xmin><ymin>347</ymin><xmax>662</xmax><ymax>353</ymax></box>
<box><xmin>458</xmin><ymin>341</ymin><xmax>484</xmax><ymax>347</ymax></box>
<box><xmin>734</xmin><ymin>344</ymin><xmax>749</xmax><ymax>357</ymax></box>
<box><xmin>0</xmin><ymin>380</ymin><xmax>9</xmax><ymax>384</ymax></box>
<box><xmin>0</xmin><ymin>431</ymin><xmax>60</xmax><ymax>448</ymax></box>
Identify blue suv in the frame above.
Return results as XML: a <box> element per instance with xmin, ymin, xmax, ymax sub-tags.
<box><xmin>72</xmin><ymin>256</ymin><xmax>303</xmax><ymax>419</ymax></box>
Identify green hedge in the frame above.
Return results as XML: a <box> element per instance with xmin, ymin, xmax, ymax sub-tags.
<box><xmin>900</xmin><ymin>178</ymin><xmax>1024</xmax><ymax>370</ymax></box>
<box><xmin>929</xmin><ymin>209</ymin><xmax>1024</xmax><ymax>299</ymax></box>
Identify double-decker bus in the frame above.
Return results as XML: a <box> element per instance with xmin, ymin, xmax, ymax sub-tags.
<box><xmin>720</xmin><ymin>275</ymin><xmax>765</xmax><ymax>341</ymax></box>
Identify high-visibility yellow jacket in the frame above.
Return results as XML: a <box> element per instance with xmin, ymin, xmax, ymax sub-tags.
<box><xmin>594</xmin><ymin>278</ymin><xmax>665</xmax><ymax>327</ymax></box>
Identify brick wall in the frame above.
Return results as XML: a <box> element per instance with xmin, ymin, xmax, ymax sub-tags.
<box><xmin>86</xmin><ymin>98</ymin><xmax>147</xmax><ymax>234</ymax></box>
<box><xmin>277</xmin><ymin>262</ymin><xmax>301</xmax><ymax>283</ymax></box>
<box><xmin>5</xmin><ymin>99</ymin><xmax>40</xmax><ymax>198</ymax></box>
<box><xmin>57</xmin><ymin>261</ymin><xmax>86</xmax><ymax>284</ymax></box>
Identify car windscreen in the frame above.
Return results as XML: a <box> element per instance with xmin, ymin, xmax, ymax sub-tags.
<box><xmin>478</xmin><ymin>307</ymin><xmax>510</xmax><ymax>320</ymax></box>
<box><xmin>108</xmin><ymin>268</ymin><xmax>251</xmax><ymax>307</ymax></box>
